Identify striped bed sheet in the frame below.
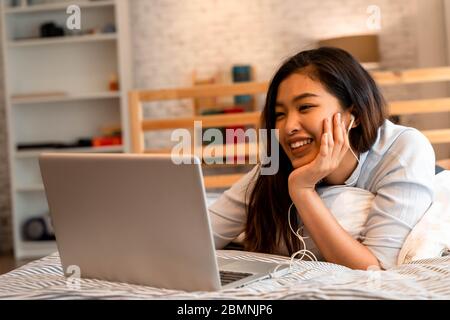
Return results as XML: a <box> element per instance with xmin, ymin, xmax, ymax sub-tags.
<box><xmin>1</xmin><ymin>250</ymin><xmax>450</xmax><ymax>299</ymax></box>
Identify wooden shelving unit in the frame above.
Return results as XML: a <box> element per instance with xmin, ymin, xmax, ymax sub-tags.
<box><xmin>1</xmin><ymin>0</ymin><xmax>132</xmax><ymax>259</ymax></box>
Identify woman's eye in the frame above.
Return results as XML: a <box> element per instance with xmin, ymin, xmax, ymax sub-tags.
<box><xmin>275</xmin><ymin>111</ymin><xmax>285</xmax><ymax>118</ymax></box>
<box><xmin>297</xmin><ymin>105</ymin><xmax>313</xmax><ymax>112</ymax></box>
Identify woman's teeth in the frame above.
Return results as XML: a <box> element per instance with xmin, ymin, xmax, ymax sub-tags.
<box><xmin>290</xmin><ymin>138</ymin><xmax>313</xmax><ymax>149</ymax></box>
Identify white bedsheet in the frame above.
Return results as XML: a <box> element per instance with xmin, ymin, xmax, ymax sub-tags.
<box><xmin>1</xmin><ymin>251</ymin><xmax>450</xmax><ymax>299</ymax></box>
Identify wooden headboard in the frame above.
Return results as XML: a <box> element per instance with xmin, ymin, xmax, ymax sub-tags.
<box><xmin>129</xmin><ymin>66</ymin><xmax>450</xmax><ymax>188</ymax></box>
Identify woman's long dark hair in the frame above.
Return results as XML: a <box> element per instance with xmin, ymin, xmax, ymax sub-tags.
<box><xmin>244</xmin><ymin>47</ymin><xmax>387</xmax><ymax>255</ymax></box>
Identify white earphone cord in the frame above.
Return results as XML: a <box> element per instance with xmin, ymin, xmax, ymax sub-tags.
<box><xmin>287</xmin><ymin>202</ymin><xmax>318</xmax><ymax>263</ymax></box>
<box><xmin>271</xmin><ymin>115</ymin><xmax>358</xmax><ymax>277</ymax></box>
<box><xmin>271</xmin><ymin>203</ymin><xmax>318</xmax><ymax>276</ymax></box>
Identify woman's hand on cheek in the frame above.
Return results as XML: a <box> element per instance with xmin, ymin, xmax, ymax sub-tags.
<box><xmin>288</xmin><ymin>113</ymin><xmax>350</xmax><ymax>199</ymax></box>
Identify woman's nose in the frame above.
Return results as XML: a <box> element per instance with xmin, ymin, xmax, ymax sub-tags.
<box><xmin>284</xmin><ymin>113</ymin><xmax>302</xmax><ymax>135</ymax></box>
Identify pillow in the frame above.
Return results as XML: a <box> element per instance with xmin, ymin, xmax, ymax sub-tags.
<box><xmin>228</xmin><ymin>186</ymin><xmax>376</xmax><ymax>251</ymax></box>
<box><xmin>397</xmin><ymin>170</ymin><xmax>450</xmax><ymax>264</ymax></box>
<box><xmin>318</xmin><ymin>172</ymin><xmax>450</xmax><ymax>265</ymax></box>
<box><xmin>317</xmin><ymin>185</ymin><xmax>375</xmax><ymax>240</ymax></box>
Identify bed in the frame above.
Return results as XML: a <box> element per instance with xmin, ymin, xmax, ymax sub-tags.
<box><xmin>1</xmin><ymin>191</ymin><xmax>450</xmax><ymax>300</ymax></box>
<box><xmin>2</xmin><ymin>67</ymin><xmax>449</xmax><ymax>300</ymax></box>
<box><xmin>1</xmin><ymin>250</ymin><xmax>450</xmax><ymax>300</ymax></box>
<box><xmin>2</xmin><ymin>190</ymin><xmax>450</xmax><ymax>300</ymax></box>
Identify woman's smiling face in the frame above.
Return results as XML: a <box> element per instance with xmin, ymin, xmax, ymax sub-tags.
<box><xmin>275</xmin><ymin>72</ymin><xmax>349</xmax><ymax>169</ymax></box>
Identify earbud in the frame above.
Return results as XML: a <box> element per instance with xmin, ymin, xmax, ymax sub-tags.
<box><xmin>348</xmin><ymin>114</ymin><xmax>355</xmax><ymax>133</ymax></box>
<box><xmin>347</xmin><ymin>114</ymin><xmax>360</xmax><ymax>164</ymax></box>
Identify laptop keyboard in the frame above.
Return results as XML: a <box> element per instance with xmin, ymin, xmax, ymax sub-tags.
<box><xmin>219</xmin><ymin>270</ymin><xmax>253</xmax><ymax>286</ymax></box>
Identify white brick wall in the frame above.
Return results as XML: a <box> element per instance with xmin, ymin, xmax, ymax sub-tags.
<box><xmin>131</xmin><ymin>0</ymin><xmax>419</xmax><ymax>92</ymax></box>
<box><xmin>130</xmin><ymin>0</ymin><xmax>423</xmax><ymax>149</ymax></box>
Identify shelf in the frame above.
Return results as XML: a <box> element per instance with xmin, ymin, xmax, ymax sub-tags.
<box><xmin>9</xmin><ymin>33</ymin><xmax>117</xmax><ymax>48</ymax></box>
<box><xmin>11</xmin><ymin>91</ymin><xmax>121</xmax><ymax>105</ymax></box>
<box><xmin>15</xmin><ymin>145</ymin><xmax>124</xmax><ymax>158</ymax></box>
<box><xmin>3</xmin><ymin>0</ymin><xmax>131</xmax><ymax>260</ymax></box>
<box><xmin>16</xmin><ymin>184</ymin><xmax>45</xmax><ymax>192</ymax></box>
<box><xmin>5</xmin><ymin>0</ymin><xmax>115</xmax><ymax>14</ymax></box>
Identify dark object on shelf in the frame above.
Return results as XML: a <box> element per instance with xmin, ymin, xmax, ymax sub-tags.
<box><xmin>232</xmin><ymin>65</ymin><xmax>252</xmax><ymax>82</ymax></box>
<box><xmin>22</xmin><ymin>215</ymin><xmax>55</xmax><ymax>241</ymax></box>
<box><xmin>78</xmin><ymin>138</ymin><xmax>94</xmax><ymax>147</ymax></box>
<box><xmin>18</xmin><ymin>142</ymin><xmax>71</xmax><ymax>150</ymax></box>
<box><xmin>17</xmin><ymin>139</ymin><xmax>93</xmax><ymax>150</ymax></box>
<box><xmin>102</xmin><ymin>23</ymin><xmax>116</xmax><ymax>34</ymax></box>
<box><xmin>40</xmin><ymin>22</ymin><xmax>65</xmax><ymax>38</ymax></box>
<box><xmin>109</xmin><ymin>73</ymin><xmax>119</xmax><ymax>91</ymax></box>
<box><xmin>10</xmin><ymin>0</ymin><xmax>21</xmax><ymax>7</ymax></box>
<box><xmin>232</xmin><ymin>65</ymin><xmax>253</xmax><ymax>108</ymax></box>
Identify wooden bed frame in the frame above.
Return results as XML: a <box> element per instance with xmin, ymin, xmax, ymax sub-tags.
<box><xmin>129</xmin><ymin>66</ymin><xmax>450</xmax><ymax>189</ymax></box>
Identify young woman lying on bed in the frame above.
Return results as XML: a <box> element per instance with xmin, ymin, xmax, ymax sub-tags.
<box><xmin>209</xmin><ymin>47</ymin><xmax>436</xmax><ymax>271</ymax></box>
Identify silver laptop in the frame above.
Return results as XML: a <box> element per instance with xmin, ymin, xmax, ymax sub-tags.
<box><xmin>39</xmin><ymin>153</ymin><xmax>288</xmax><ymax>291</ymax></box>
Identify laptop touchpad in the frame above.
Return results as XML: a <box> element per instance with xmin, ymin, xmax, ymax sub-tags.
<box><xmin>219</xmin><ymin>260</ymin><xmax>275</xmax><ymax>274</ymax></box>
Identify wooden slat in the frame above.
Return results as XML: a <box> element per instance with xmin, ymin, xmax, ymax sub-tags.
<box><xmin>133</xmin><ymin>66</ymin><xmax>450</xmax><ymax>104</ymax></box>
<box><xmin>202</xmin><ymin>162</ymin><xmax>250</xmax><ymax>168</ymax></box>
<box><xmin>144</xmin><ymin>142</ymin><xmax>260</xmax><ymax>161</ymax></box>
<box><xmin>142</xmin><ymin>111</ymin><xmax>261</xmax><ymax>130</ymax></box>
<box><xmin>137</xmin><ymin>82</ymin><xmax>268</xmax><ymax>102</ymax></box>
<box><xmin>204</xmin><ymin>173</ymin><xmax>245</xmax><ymax>189</ymax></box>
<box><xmin>129</xmin><ymin>91</ymin><xmax>144</xmax><ymax>153</ymax></box>
<box><xmin>421</xmin><ymin>129</ymin><xmax>450</xmax><ymax>144</ymax></box>
<box><xmin>200</xmin><ymin>142</ymin><xmax>260</xmax><ymax>163</ymax></box>
<box><xmin>389</xmin><ymin>98</ymin><xmax>450</xmax><ymax>115</ymax></box>
<box><xmin>134</xmin><ymin>66</ymin><xmax>450</xmax><ymax>104</ymax></box>
<box><xmin>372</xmin><ymin>67</ymin><xmax>450</xmax><ymax>85</ymax></box>
<box><xmin>134</xmin><ymin>66</ymin><xmax>450</xmax><ymax>105</ymax></box>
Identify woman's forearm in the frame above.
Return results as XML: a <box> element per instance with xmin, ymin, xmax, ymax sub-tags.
<box><xmin>292</xmin><ymin>189</ymin><xmax>381</xmax><ymax>270</ymax></box>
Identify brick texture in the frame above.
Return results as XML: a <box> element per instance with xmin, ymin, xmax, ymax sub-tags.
<box><xmin>131</xmin><ymin>0</ymin><xmax>419</xmax><ymax>92</ymax></box>
<box><xmin>130</xmin><ymin>0</ymin><xmax>422</xmax><ymax>148</ymax></box>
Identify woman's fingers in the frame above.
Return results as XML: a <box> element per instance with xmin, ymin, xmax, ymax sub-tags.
<box><xmin>326</xmin><ymin>117</ymin><xmax>334</xmax><ymax>149</ymax></box>
<box><xmin>318</xmin><ymin>113</ymin><xmax>354</xmax><ymax>173</ymax></box>
<box><xmin>320</xmin><ymin>132</ymin><xmax>329</xmax><ymax>157</ymax></box>
<box><xmin>331</xmin><ymin>113</ymin><xmax>344</xmax><ymax>159</ymax></box>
